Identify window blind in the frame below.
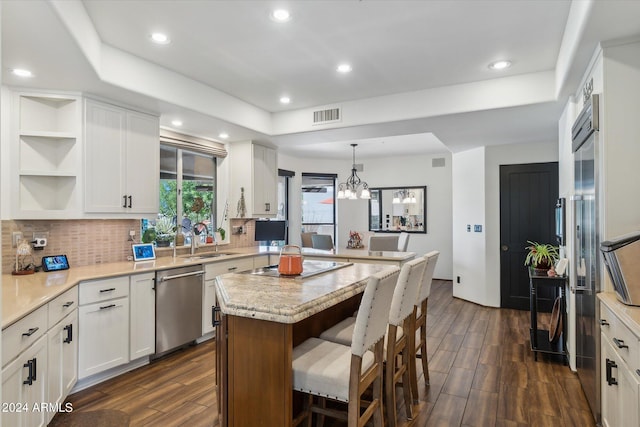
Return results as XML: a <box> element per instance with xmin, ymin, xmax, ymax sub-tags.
<box><xmin>159</xmin><ymin>128</ymin><xmax>228</xmax><ymax>158</ymax></box>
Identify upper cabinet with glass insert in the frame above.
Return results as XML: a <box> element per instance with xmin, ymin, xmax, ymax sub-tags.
<box><xmin>84</xmin><ymin>98</ymin><xmax>159</xmax><ymax>215</ymax></box>
<box><xmin>8</xmin><ymin>91</ymin><xmax>82</xmax><ymax>219</ymax></box>
<box><xmin>229</xmin><ymin>141</ymin><xmax>277</xmax><ymax>218</ymax></box>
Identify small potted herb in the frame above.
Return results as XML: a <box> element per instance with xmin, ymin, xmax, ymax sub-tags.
<box><xmin>524</xmin><ymin>241</ymin><xmax>559</xmax><ymax>273</ymax></box>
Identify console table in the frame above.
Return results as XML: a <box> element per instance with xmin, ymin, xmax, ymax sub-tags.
<box><xmin>529</xmin><ymin>269</ymin><xmax>567</xmax><ymax>362</ymax></box>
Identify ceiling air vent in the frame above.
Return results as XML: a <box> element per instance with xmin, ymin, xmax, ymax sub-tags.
<box><xmin>313</xmin><ymin>107</ymin><xmax>341</xmax><ymax>125</ymax></box>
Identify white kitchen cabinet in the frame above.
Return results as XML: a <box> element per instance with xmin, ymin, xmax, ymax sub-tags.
<box><xmin>202</xmin><ymin>278</ymin><xmax>217</xmax><ymax>335</ymax></box>
<box><xmin>202</xmin><ymin>257</ymin><xmax>255</xmax><ymax>335</ymax></box>
<box><xmin>9</xmin><ymin>91</ymin><xmax>82</xmax><ymax>219</ymax></box>
<box><xmin>84</xmin><ymin>98</ymin><xmax>159</xmax><ymax>214</ymax></box>
<box><xmin>129</xmin><ymin>273</ymin><xmax>156</xmax><ymax>360</ymax></box>
<box><xmin>600</xmin><ymin>301</ymin><xmax>640</xmax><ymax>427</ymax></box>
<box><xmin>78</xmin><ymin>276</ymin><xmax>130</xmax><ymax>379</ymax></box>
<box><xmin>229</xmin><ymin>141</ymin><xmax>277</xmax><ymax>218</ymax></box>
<box><xmin>2</xmin><ymin>335</ymin><xmax>48</xmax><ymax>427</ymax></box>
<box><xmin>47</xmin><ymin>310</ymin><xmax>78</xmax><ymax>423</ymax></box>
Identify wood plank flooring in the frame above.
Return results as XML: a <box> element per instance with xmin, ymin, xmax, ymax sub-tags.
<box><xmin>50</xmin><ymin>280</ymin><xmax>596</xmax><ymax>427</ymax></box>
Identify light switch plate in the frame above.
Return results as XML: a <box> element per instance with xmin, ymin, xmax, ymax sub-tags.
<box><xmin>12</xmin><ymin>231</ymin><xmax>23</xmax><ymax>247</ymax></box>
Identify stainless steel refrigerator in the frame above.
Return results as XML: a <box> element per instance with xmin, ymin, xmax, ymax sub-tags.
<box><xmin>571</xmin><ymin>94</ymin><xmax>600</xmax><ymax>422</ymax></box>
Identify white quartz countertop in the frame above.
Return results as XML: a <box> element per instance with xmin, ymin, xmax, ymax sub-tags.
<box><xmin>215</xmin><ymin>261</ymin><xmax>391</xmax><ymax>324</ymax></box>
<box><xmin>2</xmin><ymin>245</ymin><xmax>413</xmax><ymax>329</ymax></box>
<box><xmin>599</xmin><ymin>292</ymin><xmax>640</xmax><ymax>337</ymax></box>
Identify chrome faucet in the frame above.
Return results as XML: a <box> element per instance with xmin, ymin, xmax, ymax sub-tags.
<box><xmin>191</xmin><ymin>222</ymin><xmax>209</xmax><ymax>255</ymax></box>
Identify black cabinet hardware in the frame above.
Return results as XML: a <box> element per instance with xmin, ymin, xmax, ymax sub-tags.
<box><xmin>213</xmin><ymin>306</ymin><xmax>221</xmax><ymax>327</ymax></box>
<box><xmin>265</xmin><ymin>202</ymin><xmax>270</xmax><ymax>212</ymax></box>
<box><xmin>99</xmin><ymin>304</ymin><xmax>116</xmax><ymax>310</ymax></box>
<box><xmin>128</xmin><ymin>195</ymin><xmax>132</xmax><ymax>208</ymax></box>
<box><xmin>122</xmin><ymin>195</ymin><xmax>128</xmax><ymax>208</ymax></box>
<box><xmin>613</xmin><ymin>337</ymin><xmax>628</xmax><ymax>349</ymax></box>
<box><xmin>99</xmin><ymin>288</ymin><xmax>116</xmax><ymax>293</ymax></box>
<box><xmin>606</xmin><ymin>358</ymin><xmax>618</xmax><ymax>386</ymax></box>
<box><xmin>63</xmin><ymin>324</ymin><xmax>73</xmax><ymax>344</ymax></box>
<box><xmin>22</xmin><ymin>327</ymin><xmax>39</xmax><ymax>337</ymax></box>
<box><xmin>600</xmin><ymin>319</ymin><xmax>609</xmax><ymax>326</ymax></box>
<box><xmin>23</xmin><ymin>359</ymin><xmax>34</xmax><ymax>385</ymax></box>
<box><xmin>227</xmin><ymin>266</ymin><xmax>237</xmax><ymax>271</ymax></box>
<box><xmin>62</xmin><ymin>301</ymin><xmax>74</xmax><ymax>308</ymax></box>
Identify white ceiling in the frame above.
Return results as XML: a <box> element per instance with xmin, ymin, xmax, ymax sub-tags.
<box><xmin>3</xmin><ymin>1</ymin><xmax>640</xmax><ymax>159</ymax></box>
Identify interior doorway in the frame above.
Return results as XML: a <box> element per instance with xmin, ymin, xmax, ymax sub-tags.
<box><xmin>500</xmin><ymin>162</ymin><xmax>558</xmax><ymax>311</ymax></box>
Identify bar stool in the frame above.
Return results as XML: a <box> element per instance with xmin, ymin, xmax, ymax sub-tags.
<box><xmin>319</xmin><ymin>257</ymin><xmax>427</xmax><ymax>427</ymax></box>
<box><xmin>409</xmin><ymin>251</ymin><xmax>439</xmax><ymax>403</ymax></box>
<box><xmin>292</xmin><ymin>267</ymin><xmax>400</xmax><ymax>427</ymax></box>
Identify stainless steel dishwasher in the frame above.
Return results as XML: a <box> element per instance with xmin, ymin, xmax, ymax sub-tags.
<box><xmin>155</xmin><ymin>264</ymin><xmax>204</xmax><ymax>356</ymax></box>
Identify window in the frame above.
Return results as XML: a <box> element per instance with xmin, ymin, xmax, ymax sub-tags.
<box><xmin>301</xmin><ymin>173</ymin><xmax>337</xmax><ymax>244</ymax></box>
<box><xmin>159</xmin><ymin>144</ymin><xmax>216</xmax><ymax>245</ymax></box>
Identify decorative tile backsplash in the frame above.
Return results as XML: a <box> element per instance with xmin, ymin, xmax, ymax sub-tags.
<box><xmin>1</xmin><ymin>218</ymin><xmax>259</xmax><ymax>274</ymax></box>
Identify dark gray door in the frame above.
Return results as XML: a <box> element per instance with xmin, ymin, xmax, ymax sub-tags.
<box><xmin>500</xmin><ymin>162</ymin><xmax>558</xmax><ymax>310</ymax></box>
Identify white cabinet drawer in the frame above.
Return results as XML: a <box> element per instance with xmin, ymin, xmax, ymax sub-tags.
<box><xmin>253</xmin><ymin>255</ymin><xmax>270</xmax><ymax>269</ymax></box>
<box><xmin>2</xmin><ymin>305</ymin><xmax>47</xmax><ymax>367</ymax></box>
<box><xmin>48</xmin><ymin>286</ymin><xmax>79</xmax><ymax>329</ymax></box>
<box><xmin>205</xmin><ymin>257</ymin><xmax>254</xmax><ymax>280</ymax></box>
<box><xmin>601</xmin><ymin>303</ymin><xmax>639</xmax><ymax>369</ymax></box>
<box><xmin>79</xmin><ymin>276</ymin><xmax>129</xmax><ymax>305</ymax></box>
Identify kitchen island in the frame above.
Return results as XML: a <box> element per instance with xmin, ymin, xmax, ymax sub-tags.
<box><xmin>215</xmin><ymin>261</ymin><xmax>391</xmax><ymax>427</ymax></box>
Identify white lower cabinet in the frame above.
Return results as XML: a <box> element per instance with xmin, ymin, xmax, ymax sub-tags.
<box><xmin>1</xmin><ymin>335</ymin><xmax>48</xmax><ymax>427</ymax></box>
<box><xmin>47</xmin><ymin>310</ymin><xmax>78</xmax><ymax>423</ymax></box>
<box><xmin>129</xmin><ymin>273</ymin><xmax>156</xmax><ymax>360</ymax></box>
<box><xmin>78</xmin><ymin>295</ymin><xmax>129</xmax><ymax>379</ymax></box>
<box><xmin>203</xmin><ymin>278</ymin><xmax>216</xmax><ymax>335</ymax></box>
<box><xmin>202</xmin><ymin>256</ymin><xmax>256</xmax><ymax>335</ymax></box>
<box><xmin>600</xmin><ymin>301</ymin><xmax>640</xmax><ymax>427</ymax></box>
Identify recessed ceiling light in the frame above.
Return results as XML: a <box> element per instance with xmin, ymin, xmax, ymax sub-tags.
<box><xmin>280</xmin><ymin>96</ymin><xmax>291</xmax><ymax>104</ymax></box>
<box><xmin>150</xmin><ymin>32</ymin><xmax>171</xmax><ymax>44</ymax></box>
<box><xmin>271</xmin><ymin>9</ymin><xmax>291</xmax><ymax>22</ymax></box>
<box><xmin>337</xmin><ymin>63</ymin><xmax>352</xmax><ymax>73</ymax></box>
<box><xmin>488</xmin><ymin>60</ymin><xmax>512</xmax><ymax>70</ymax></box>
<box><xmin>11</xmin><ymin>68</ymin><xmax>33</xmax><ymax>78</ymax></box>
<box><xmin>171</xmin><ymin>120</ymin><xmax>183</xmax><ymax>127</ymax></box>
<box><xmin>219</xmin><ymin>132</ymin><xmax>229</xmax><ymax>139</ymax></box>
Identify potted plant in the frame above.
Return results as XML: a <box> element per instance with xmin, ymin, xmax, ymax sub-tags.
<box><xmin>216</xmin><ymin>227</ymin><xmax>226</xmax><ymax>241</ymax></box>
<box><xmin>154</xmin><ymin>216</ymin><xmax>175</xmax><ymax>247</ymax></box>
<box><xmin>524</xmin><ymin>241</ymin><xmax>559</xmax><ymax>273</ymax></box>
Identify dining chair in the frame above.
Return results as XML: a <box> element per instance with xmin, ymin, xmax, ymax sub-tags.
<box><xmin>319</xmin><ymin>257</ymin><xmax>427</xmax><ymax>427</ymax></box>
<box><xmin>292</xmin><ymin>267</ymin><xmax>400</xmax><ymax>427</ymax></box>
<box><xmin>311</xmin><ymin>234</ymin><xmax>334</xmax><ymax>250</ymax></box>
<box><xmin>410</xmin><ymin>250</ymin><xmax>439</xmax><ymax>403</ymax></box>
<box><xmin>300</xmin><ymin>232</ymin><xmax>317</xmax><ymax>248</ymax></box>
<box><xmin>368</xmin><ymin>235</ymin><xmax>399</xmax><ymax>251</ymax></box>
<box><xmin>397</xmin><ymin>232</ymin><xmax>410</xmax><ymax>251</ymax></box>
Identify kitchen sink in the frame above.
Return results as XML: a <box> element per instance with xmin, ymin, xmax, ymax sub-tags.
<box><xmin>181</xmin><ymin>252</ymin><xmax>230</xmax><ymax>262</ymax></box>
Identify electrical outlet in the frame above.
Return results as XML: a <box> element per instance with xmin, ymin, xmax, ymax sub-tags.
<box><xmin>12</xmin><ymin>232</ymin><xmax>23</xmax><ymax>248</ymax></box>
<box><xmin>129</xmin><ymin>229</ymin><xmax>136</xmax><ymax>237</ymax></box>
<box><xmin>33</xmin><ymin>231</ymin><xmax>49</xmax><ymax>241</ymax></box>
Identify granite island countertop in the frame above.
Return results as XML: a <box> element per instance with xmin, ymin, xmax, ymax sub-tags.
<box><xmin>215</xmin><ymin>261</ymin><xmax>392</xmax><ymax>324</ymax></box>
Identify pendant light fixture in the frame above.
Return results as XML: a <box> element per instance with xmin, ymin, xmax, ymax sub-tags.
<box><xmin>337</xmin><ymin>144</ymin><xmax>370</xmax><ymax>200</ymax></box>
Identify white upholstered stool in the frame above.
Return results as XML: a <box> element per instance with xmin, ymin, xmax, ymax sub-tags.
<box><xmin>410</xmin><ymin>250</ymin><xmax>439</xmax><ymax>403</ymax></box>
<box><xmin>319</xmin><ymin>257</ymin><xmax>427</xmax><ymax>427</ymax></box>
<box><xmin>292</xmin><ymin>267</ymin><xmax>400</xmax><ymax>427</ymax></box>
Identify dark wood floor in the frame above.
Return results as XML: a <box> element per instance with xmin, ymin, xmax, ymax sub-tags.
<box><xmin>51</xmin><ymin>280</ymin><xmax>596</xmax><ymax>427</ymax></box>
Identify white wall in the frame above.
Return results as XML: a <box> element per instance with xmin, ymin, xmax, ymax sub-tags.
<box><xmin>277</xmin><ymin>151</ymin><xmax>453</xmax><ymax>280</ymax></box>
<box><xmin>452</xmin><ymin>141</ymin><xmax>559</xmax><ymax>307</ymax></box>
<box><xmin>452</xmin><ymin>148</ymin><xmax>487</xmax><ymax>304</ymax></box>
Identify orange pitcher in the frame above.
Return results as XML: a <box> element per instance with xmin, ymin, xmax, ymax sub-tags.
<box><xmin>278</xmin><ymin>245</ymin><xmax>303</xmax><ymax>275</ymax></box>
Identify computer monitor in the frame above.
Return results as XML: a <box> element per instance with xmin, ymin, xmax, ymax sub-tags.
<box><xmin>254</xmin><ymin>220</ymin><xmax>287</xmax><ymax>242</ymax></box>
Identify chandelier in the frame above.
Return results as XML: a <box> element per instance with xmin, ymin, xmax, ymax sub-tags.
<box><xmin>337</xmin><ymin>144</ymin><xmax>370</xmax><ymax>200</ymax></box>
